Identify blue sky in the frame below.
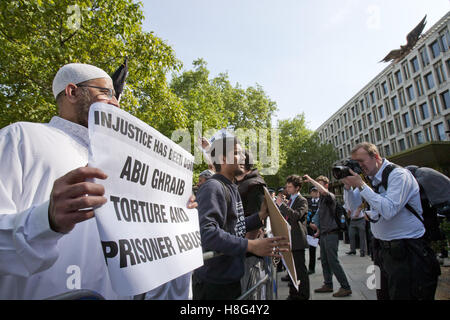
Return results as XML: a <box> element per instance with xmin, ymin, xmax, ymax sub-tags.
<box><xmin>142</xmin><ymin>0</ymin><xmax>449</xmax><ymax>130</ymax></box>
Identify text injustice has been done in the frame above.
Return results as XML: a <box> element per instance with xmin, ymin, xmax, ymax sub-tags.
<box><xmin>93</xmin><ymin>110</ymin><xmax>194</xmax><ymax>172</ymax></box>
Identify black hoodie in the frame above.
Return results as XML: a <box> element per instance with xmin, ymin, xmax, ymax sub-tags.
<box><xmin>194</xmin><ymin>174</ymin><xmax>263</xmax><ymax>284</ymax></box>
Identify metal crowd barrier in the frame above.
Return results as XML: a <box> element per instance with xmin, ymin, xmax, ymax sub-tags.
<box><xmin>203</xmin><ymin>251</ymin><xmax>277</xmax><ymax>300</ymax></box>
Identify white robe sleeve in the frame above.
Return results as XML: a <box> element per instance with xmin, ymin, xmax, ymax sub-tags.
<box><xmin>0</xmin><ymin>126</ymin><xmax>63</xmax><ymax>277</ymax></box>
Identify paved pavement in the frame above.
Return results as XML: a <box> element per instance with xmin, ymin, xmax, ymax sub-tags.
<box><xmin>276</xmin><ymin>240</ymin><xmax>377</xmax><ymax>300</ymax></box>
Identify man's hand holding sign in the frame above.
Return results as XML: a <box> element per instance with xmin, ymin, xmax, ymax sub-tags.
<box><xmin>247</xmin><ymin>199</ymin><xmax>290</xmax><ymax>257</ymax></box>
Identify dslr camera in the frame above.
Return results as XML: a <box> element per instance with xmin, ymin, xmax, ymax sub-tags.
<box><xmin>332</xmin><ymin>159</ymin><xmax>363</xmax><ymax>180</ymax></box>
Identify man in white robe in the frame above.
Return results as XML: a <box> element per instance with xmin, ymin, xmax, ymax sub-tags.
<box><xmin>0</xmin><ymin>63</ymin><xmax>196</xmax><ymax>299</ymax></box>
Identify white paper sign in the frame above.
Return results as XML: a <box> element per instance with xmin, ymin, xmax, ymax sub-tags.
<box><xmin>88</xmin><ymin>103</ymin><xmax>203</xmax><ymax>296</ymax></box>
<box><xmin>307</xmin><ymin>235</ymin><xmax>319</xmax><ymax>247</ymax></box>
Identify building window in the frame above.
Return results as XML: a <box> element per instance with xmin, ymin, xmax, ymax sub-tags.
<box><xmin>358</xmin><ymin>120</ymin><xmax>362</xmax><ymax>131</ymax></box>
<box><xmin>398</xmin><ymin>138</ymin><xmax>406</xmax><ymax>151</ymax></box>
<box><xmin>415</xmin><ymin>131</ymin><xmax>425</xmax><ymax>145</ymax></box>
<box><xmin>391</xmin><ymin>96</ymin><xmax>399</xmax><ymax>111</ymax></box>
<box><xmin>402</xmin><ymin>61</ymin><xmax>411</xmax><ymax>80</ymax></box>
<box><xmin>394</xmin><ymin>115</ymin><xmax>402</xmax><ymax>132</ymax></box>
<box><xmin>382</xmin><ymin>123</ymin><xmax>388</xmax><ymax>139</ymax></box>
<box><xmin>375</xmin><ymin>128</ymin><xmax>381</xmax><ymax>141</ymax></box>
<box><xmin>419</xmin><ymin>102</ymin><xmax>430</xmax><ymax>120</ymax></box>
<box><xmin>410</xmin><ymin>56</ymin><xmax>420</xmax><ymax>73</ymax></box>
<box><xmin>370</xmin><ymin>91</ymin><xmax>375</xmax><ymax>104</ymax></box>
<box><xmin>435</xmin><ymin>123</ymin><xmax>446</xmax><ymax>141</ymax></box>
<box><xmin>395</xmin><ymin>70</ymin><xmax>402</xmax><ymax>85</ymax></box>
<box><xmin>429</xmin><ymin>94</ymin><xmax>440</xmax><ymax>116</ymax></box>
<box><xmin>382</xmin><ymin>82</ymin><xmax>388</xmax><ymax>95</ymax></box>
<box><xmin>430</xmin><ymin>40</ymin><xmax>440</xmax><ymax>59</ymax></box>
<box><xmin>359</xmin><ymin>99</ymin><xmax>365</xmax><ymax>112</ymax></box>
<box><xmin>372</xmin><ymin>108</ymin><xmax>378</xmax><ymax>122</ymax></box>
<box><xmin>402</xmin><ymin>112</ymin><xmax>411</xmax><ymax>128</ymax></box>
<box><xmin>406</xmin><ymin>85</ymin><xmax>415</xmax><ymax>101</ymax></box>
<box><xmin>414</xmin><ymin>77</ymin><xmax>424</xmax><ymax>97</ymax></box>
<box><xmin>434</xmin><ymin>61</ymin><xmax>447</xmax><ymax>85</ymax></box>
<box><xmin>441</xmin><ymin>90</ymin><xmax>450</xmax><ymax>110</ymax></box>
<box><xmin>439</xmin><ymin>30</ymin><xmax>449</xmax><ymax>52</ymax></box>
<box><xmin>410</xmin><ymin>106</ymin><xmax>418</xmax><ymax>125</ymax></box>
<box><xmin>367</xmin><ymin>113</ymin><xmax>373</xmax><ymax>126</ymax></box>
<box><xmin>424</xmin><ymin>72</ymin><xmax>435</xmax><ymax>90</ymax></box>
<box><xmin>378</xmin><ymin>105</ymin><xmax>385</xmax><ymax>119</ymax></box>
<box><xmin>424</xmin><ymin>125</ymin><xmax>433</xmax><ymax>142</ymax></box>
<box><xmin>384</xmin><ymin>99</ymin><xmax>391</xmax><ymax>116</ymax></box>
<box><xmin>384</xmin><ymin>145</ymin><xmax>391</xmax><ymax>156</ymax></box>
<box><xmin>388</xmin><ymin>121</ymin><xmax>395</xmax><ymax>135</ymax></box>
<box><xmin>388</xmin><ymin>74</ymin><xmax>395</xmax><ymax>91</ymax></box>
<box><xmin>399</xmin><ymin>89</ymin><xmax>406</xmax><ymax>106</ymax></box>
<box><xmin>419</xmin><ymin>46</ymin><xmax>430</xmax><ymax>67</ymax></box>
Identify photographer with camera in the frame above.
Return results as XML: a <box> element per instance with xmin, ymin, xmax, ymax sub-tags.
<box><xmin>339</xmin><ymin>142</ymin><xmax>440</xmax><ymax>300</ymax></box>
<box><xmin>302</xmin><ymin>174</ymin><xmax>352</xmax><ymax>298</ymax></box>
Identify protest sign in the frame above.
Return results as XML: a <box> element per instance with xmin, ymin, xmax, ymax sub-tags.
<box><xmin>88</xmin><ymin>102</ymin><xmax>203</xmax><ymax>296</ymax></box>
<box><xmin>263</xmin><ymin>188</ymin><xmax>299</xmax><ymax>290</ymax></box>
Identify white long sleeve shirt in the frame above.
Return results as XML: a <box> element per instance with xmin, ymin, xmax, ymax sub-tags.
<box><xmin>0</xmin><ymin>117</ymin><xmax>123</xmax><ymax>299</ymax></box>
<box><xmin>348</xmin><ymin>159</ymin><xmax>425</xmax><ymax>241</ymax></box>
<box><xmin>343</xmin><ymin>188</ymin><xmax>364</xmax><ymax>219</ymax></box>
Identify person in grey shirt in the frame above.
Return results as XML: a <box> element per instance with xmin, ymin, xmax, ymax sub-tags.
<box><xmin>303</xmin><ymin>174</ymin><xmax>352</xmax><ymax>298</ymax></box>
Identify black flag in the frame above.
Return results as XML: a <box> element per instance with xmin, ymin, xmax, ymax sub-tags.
<box><xmin>111</xmin><ymin>57</ymin><xmax>128</xmax><ymax>101</ymax></box>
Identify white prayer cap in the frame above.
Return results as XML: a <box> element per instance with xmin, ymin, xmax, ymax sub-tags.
<box><xmin>52</xmin><ymin>63</ymin><xmax>112</xmax><ymax>99</ymax></box>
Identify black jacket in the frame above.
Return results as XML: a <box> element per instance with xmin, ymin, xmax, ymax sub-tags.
<box><xmin>279</xmin><ymin>194</ymin><xmax>309</xmax><ymax>250</ymax></box>
<box><xmin>194</xmin><ymin>174</ymin><xmax>263</xmax><ymax>284</ymax></box>
<box><xmin>237</xmin><ymin>169</ymin><xmax>267</xmax><ymax>217</ymax></box>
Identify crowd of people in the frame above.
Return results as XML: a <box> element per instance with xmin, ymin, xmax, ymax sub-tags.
<box><xmin>0</xmin><ymin>62</ymin><xmax>447</xmax><ymax>300</ymax></box>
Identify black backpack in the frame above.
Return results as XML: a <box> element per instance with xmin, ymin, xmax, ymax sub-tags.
<box><xmin>334</xmin><ymin>201</ymin><xmax>348</xmax><ymax>231</ymax></box>
<box><xmin>374</xmin><ymin>164</ymin><xmax>446</xmax><ymax>241</ymax></box>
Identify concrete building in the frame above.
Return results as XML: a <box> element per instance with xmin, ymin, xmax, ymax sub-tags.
<box><xmin>317</xmin><ymin>11</ymin><xmax>450</xmax><ymax>177</ymax></box>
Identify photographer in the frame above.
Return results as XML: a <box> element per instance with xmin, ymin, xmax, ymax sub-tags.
<box><xmin>303</xmin><ymin>175</ymin><xmax>352</xmax><ymax>298</ymax></box>
<box><xmin>340</xmin><ymin>142</ymin><xmax>440</xmax><ymax>300</ymax></box>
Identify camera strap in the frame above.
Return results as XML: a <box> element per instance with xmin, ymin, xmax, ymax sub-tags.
<box><xmin>373</xmin><ymin>164</ymin><xmax>425</xmax><ymax>225</ymax></box>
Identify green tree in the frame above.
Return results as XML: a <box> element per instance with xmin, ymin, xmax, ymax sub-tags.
<box><xmin>170</xmin><ymin>58</ymin><xmax>278</xmax><ymax>176</ymax></box>
<box><xmin>0</xmin><ymin>0</ymin><xmax>185</xmax><ymax>136</ymax></box>
<box><xmin>263</xmin><ymin>114</ymin><xmax>338</xmax><ymax>190</ymax></box>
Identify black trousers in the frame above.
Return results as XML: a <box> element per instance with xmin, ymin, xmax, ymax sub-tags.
<box><xmin>192</xmin><ymin>275</ymin><xmax>241</xmax><ymax>300</ymax></box>
<box><xmin>288</xmin><ymin>249</ymin><xmax>310</xmax><ymax>300</ymax></box>
<box><xmin>372</xmin><ymin>237</ymin><xmax>440</xmax><ymax>300</ymax></box>
<box><xmin>308</xmin><ymin>246</ymin><xmax>316</xmax><ymax>271</ymax></box>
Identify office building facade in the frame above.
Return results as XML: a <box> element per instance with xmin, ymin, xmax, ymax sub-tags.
<box><xmin>317</xmin><ymin>12</ymin><xmax>450</xmax><ymax>175</ymax></box>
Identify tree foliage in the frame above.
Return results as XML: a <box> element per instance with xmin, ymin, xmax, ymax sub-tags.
<box><xmin>264</xmin><ymin>114</ymin><xmax>339</xmax><ymax>190</ymax></box>
<box><xmin>170</xmin><ymin>58</ymin><xmax>277</xmax><ymax>132</ymax></box>
<box><xmin>0</xmin><ymin>0</ymin><xmax>185</xmax><ymax>136</ymax></box>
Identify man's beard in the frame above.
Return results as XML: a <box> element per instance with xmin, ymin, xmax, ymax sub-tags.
<box><xmin>233</xmin><ymin>165</ymin><xmax>245</xmax><ymax>177</ymax></box>
<box><xmin>76</xmin><ymin>89</ymin><xmax>93</xmax><ymax>128</ymax></box>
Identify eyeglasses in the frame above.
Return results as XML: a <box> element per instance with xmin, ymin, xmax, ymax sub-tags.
<box><xmin>77</xmin><ymin>84</ymin><xmax>116</xmax><ymax>100</ymax></box>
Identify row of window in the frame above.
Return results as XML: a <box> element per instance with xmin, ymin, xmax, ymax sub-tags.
<box><xmin>323</xmin><ymin>90</ymin><xmax>449</xmax><ymax>145</ymax></box>
<box><xmin>326</xmin><ymin>59</ymin><xmax>449</xmax><ymax>138</ymax></box>
<box><xmin>321</xmin><ymin>25</ymin><xmax>450</xmax><ymax>139</ymax></box>
<box><xmin>337</xmin><ymin>119</ymin><xmax>449</xmax><ymax>160</ymax></box>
